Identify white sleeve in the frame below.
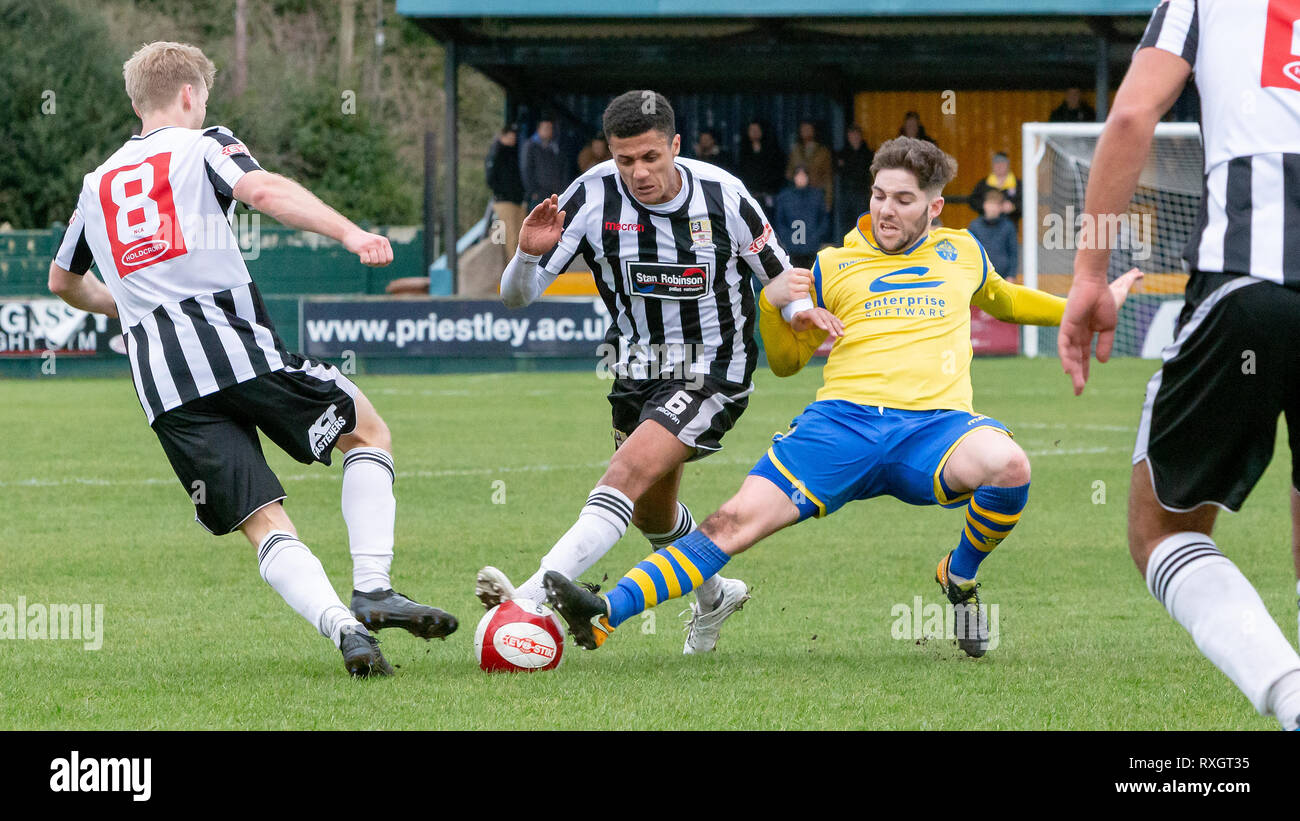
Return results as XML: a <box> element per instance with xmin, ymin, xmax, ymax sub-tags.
<box><xmin>501</xmin><ymin>249</ymin><xmax>559</xmax><ymax>309</ymax></box>
<box><xmin>53</xmin><ymin>200</ymin><xmax>93</xmax><ymax>275</ymax></box>
<box><xmin>201</xmin><ymin>126</ymin><xmax>264</xmax><ymax>197</ymax></box>
<box><xmin>1136</xmin><ymin>0</ymin><xmax>1198</xmax><ymax>66</ymax></box>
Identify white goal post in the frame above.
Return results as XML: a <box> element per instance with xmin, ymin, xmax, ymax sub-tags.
<box><xmin>1020</xmin><ymin>121</ymin><xmax>1204</xmax><ymax>358</ymax></box>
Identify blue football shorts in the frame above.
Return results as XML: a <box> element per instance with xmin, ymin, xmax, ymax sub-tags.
<box><xmin>748</xmin><ymin>399</ymin><xmax>1012</xmax><ymax>522</ymax></box>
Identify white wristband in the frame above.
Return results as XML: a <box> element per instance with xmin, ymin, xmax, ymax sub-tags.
<box><xmin>781</xmin><ymin>297</ymin><xmax>816</xmax><ymax>323</ymax></box>
<box><xmin>515</xmin><ymin>248</ymin><xmax>542</xmax><ymax>264</ymax></box>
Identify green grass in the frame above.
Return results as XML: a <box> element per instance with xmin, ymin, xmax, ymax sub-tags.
<box><xmin>3</xmin><ymin>357</ymin><xmax>1297</xmax><ymax>730</ymax></box>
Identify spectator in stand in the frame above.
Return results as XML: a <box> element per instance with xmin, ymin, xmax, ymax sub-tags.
<box><xmin>1049</xmin><ymin>87</ymin><xmax>1096</xmax><ymax>123</ymax></box>
<box><xmin>774</xmin><ymin>166</ymin><xmax>828</xmax><ymax>268</ymax></box>
<box><xmin>897</xmin><ymin>111</ymin><xmax>937</xmax><ymax>145</ymax></box>
<box><xmin>968</xmin><ymin>151</ymin><xmax>1021</xmax><ymax>222</ymax></box>
<box><xmin>693</xmin><ymin>128</ymin><xmax>730</xmax><ymax>171</ymax></box>
<box><xmin>486</xmin><ymin>124</ymin><xmax>526</xmax><ymax>258</ymax></box>
<box><xmin>835</xmin><ymin>123</ymin><xmax>873</xmax><ymax>237</ymax></box>
<box><xmin>786</xmin><ymin>120</ymin><xmax>834</xmax><ymax>212</ymax></box>
<box><xmin>968</xmin><ymin>189</ymin><xmax>1018</xmax><ymax>282</ymax></box>
<box><xmin>736</xmin><ymin>119</ymin><xmax>786</xmax><ymax>209</ymax></box>
<box><xmin>521</xmin><ymin>115</ymin><xmax>568</xmax><ymax>209</ymax></box>
<box><xmin>577</xmin><ymin>133</ymin><xmax>611</xmax><ymax>173</ymax></box>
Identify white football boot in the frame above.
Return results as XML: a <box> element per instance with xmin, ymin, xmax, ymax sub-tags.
<box><xmin>475</xmin><ymin>566</ymin><xmax>517</xmax><ymax>610</ymax></box>
<box><xmin>682</xmin><ymin>576</ymin><xmax>750</xmax><ymax>654</ymax></box>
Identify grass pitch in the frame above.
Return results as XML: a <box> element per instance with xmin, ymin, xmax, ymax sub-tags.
<box><xmin>3</xmin><ymin>357</ymin><xmax>1297</xmax><ymax>730</ymax></box>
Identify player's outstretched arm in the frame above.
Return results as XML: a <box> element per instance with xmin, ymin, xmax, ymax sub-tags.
<box><xmin>501</xmin><ymin>195</ymin><xmax>566</xmax><ymax>309</ymax></box>
<box><xmin>975</xmin><ymin>267</ymin><xmax>1142</xmax><ymax>328</ymax></box>
<box><xmin>759</xmin><ymin>269</ymin><xmax>839</xmax><ymax>377</ymax></box>
<box><xmin>48</xmin><ymin>262</ymin><xmax>117</xmax><ymax>318</ymax></box>
<box><xmin>517</xmin><ymin>194</ymin><xmax>565</xmax><ymax>257</ymax></box>
<box><xmin>1061</xmin><ymin>46</ymin><xmax>1189</xmax><ymax>394</ymax></box>
<box><xmin>232</xmin><ymin>170</ymin><xmax>392</xmax><ymax>266</ymax></box>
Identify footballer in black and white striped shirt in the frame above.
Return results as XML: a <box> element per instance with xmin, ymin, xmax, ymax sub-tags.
<box><xmin>1060</xmin><ymin>0</ymin><xmax>1300</xmax><ymax>730</ymax></box>
<box><xmin>477</xmin><ymin>90</ymin><xmax>836</xmax><ymax>654</ymax></box>
<box><xmin>48</xmin><ymin>40</ymin><xmax>456</xmax><ymax>677</ymax></box>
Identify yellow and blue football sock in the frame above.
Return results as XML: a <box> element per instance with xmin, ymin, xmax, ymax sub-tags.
<box><xmin>948</xmin><ymin>482</ymin><xmax>1029</xmax><ymax>581</ymax></box>
<box><xmin>605</xmin><ymin>530</ymin><xmax>731</xmax><ymax>627</ymax></box>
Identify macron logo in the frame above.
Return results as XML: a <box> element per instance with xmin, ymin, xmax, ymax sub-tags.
<box><xmin>50</xmin><ymin>751</ymin><xmax>151</xmax><ymax>802</ymax></box>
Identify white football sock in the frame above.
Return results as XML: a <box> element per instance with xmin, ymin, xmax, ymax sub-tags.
<box><xmin>1295</xmin><ymin>579</ymin><xmax>1300</xmax><ymax>650</ymax></box>
<box><xmin>1269</xmin><ymin>671</ymin><xmax>1300</xmax><ymax>731</ymax></box>
<box><xmin>516</xmin><ymin>485</ymin><xmax>633</xmax><ymax>603</ymax></box>
<box><xmin>342</xmin><ymin>447</ymin><xmax>395</xmax><ymax>593</ymax></box>
<box><xmin>694</xmin><ymin>574</ymin><xmax>724</xmax><ymax>611</ymax></box>
<box><xmin>1147</xmin><ymin>532</ymin><xmax>1300</xmax><ymax>726</ymax></box>
<box><xmin>257</xmin><ymin>530</ymin><xmax>361</xmax><ymax>647</ymax></box>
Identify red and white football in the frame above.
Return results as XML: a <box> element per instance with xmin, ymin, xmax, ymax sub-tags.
<box><xmin>474</xmin><ymin>598</ymin><xmax>565</xmax><ymax>673</ymax></box>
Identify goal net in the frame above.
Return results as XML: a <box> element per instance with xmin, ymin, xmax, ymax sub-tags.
<box><xmin>1021</xmin><ymin>121</ymin><xmax>1203</xmax><ymax>359</ymax></box>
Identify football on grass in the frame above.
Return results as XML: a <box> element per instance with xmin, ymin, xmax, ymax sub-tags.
<box><xmin>474</xmin><ymin>598</ymin><xmax>565</xmax><ymax>673</ymax></box>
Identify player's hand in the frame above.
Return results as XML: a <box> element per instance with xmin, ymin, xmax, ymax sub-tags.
<box><xmin>791</xmin><ymin>307</ymin><xmax>844</xmax><ymax>340</ymax></box>
<box><xmin>1107</xmin><ymin>267</ymin><xmax>1144</xmax><ymax>312</ymax></box>
<box><xmin>343</xmin><ymin>227</ymin><xmax>394</xmax><ymax>266</ymax></box>
<box><xmin>764</xmin><ymin>267</ymin><xmax>813</xmax><ymax>308</ymax></box>
<box><xmin>1059</xmin><ymin>274</ymin><xmax>1119</xmax><ymax>396</ymax></box>
<box><xmin>518</xmin><ymin>194</ymin><xmax>565</xmax><ymax>256</ymax></box>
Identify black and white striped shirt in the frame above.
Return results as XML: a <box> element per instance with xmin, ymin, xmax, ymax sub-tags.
<box><xmin>54</xmin><ymin>125</ymin><xmax>287</xmax><ymax>423</ymax></box>
<box><xmin>538</xmin><ymin>157</ymin><xmax>791</xmax><ymax>386</ymax></box>
<box><xmin>1141</xmin><ymin>0</ymin><xmax>1300</xmax><ymax>287</ymax></box>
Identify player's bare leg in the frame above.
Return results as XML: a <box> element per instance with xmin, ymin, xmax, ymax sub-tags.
<box><xmin>1131</xmin><ymin>460</ymin><xmax>1300</xmax><ymax>729</ymax></box>
<box><xmin>240</xmin><ymin>502</ymin><xmax>391</xmax><ymax>677</ymax></box>
<box><xmin>941</xmin><ymin>428</ymin><xmax>1031</xmax><ymax>493</ymax></box>
<box><xmin>1127</xmin><ymin>461</ymin><xmax>1217</xmax><ymax>575</ymax></box>
<box><xmin>932</xmin><ymin>427</ymin><xmax>1031</xmax><ymax>657</ymax></box>
<box><xmin>697</xmin><ymin>476</ymin><xmax>804</xmax><ymax>556</ymax></box>
<box><xmin>545</xmin><ymin>476</ymin><xmax>799</xmax><ymax>649</ymax></box>
<box><xmin>511</xmin><ymin>419</ymin><xmax>692</xmax><ymax>605</ymax></box>
<box><xmin>630</xmin><ymin>462</ymin><xmax>684</xmax><ymax>535</ymax></box>
<box><xmin>335</xmin><ymin>388</ymin><xmax>457</xmax><ymax>640</ymax></box>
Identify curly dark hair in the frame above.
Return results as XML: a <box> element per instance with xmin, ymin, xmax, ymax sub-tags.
<box><xmin>870</xmin><ymin>137</ymin><xmax>958</xmax><ymax>194</ymax></box>
<box><xmin>602</xmin><ymin>90</ymin><xmax>676</xmax><ymax>141</ymax></box>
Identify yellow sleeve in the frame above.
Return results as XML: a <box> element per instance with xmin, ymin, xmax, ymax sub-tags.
<box><xmin>758</xmin><ymin>290</ymin><xmax>828</xmax><ymax>377</ymax></box>
<box><xmin>972</xmin><ymin>269</ymin><xmax>1067</xmax><ymax>326</ymax></box>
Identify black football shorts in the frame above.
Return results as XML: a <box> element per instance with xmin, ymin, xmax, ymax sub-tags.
<box><xmin>608</xmin><ymin>375</ymin><xmax>752</xmax><ymax>461</ymax></box>
<box><xmin>1133</xmin><ymin>271</ymin><xmax>1300</xmax><ymax>512</ymax></box>
<box><xmin>151</xmin><ymin>354</ymin><xmax>359</xmax><ymax>535</ymax></box>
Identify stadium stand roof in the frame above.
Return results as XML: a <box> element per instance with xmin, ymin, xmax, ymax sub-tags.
<box><xmin>397</xmin><ymin>0</ymin><xmax>1160</xmax><ymax>279</ymax></box>
<box><xmin>397</xmin><ymin>0</ymin><xmax>1158</xmax><ymax>17</ymax></box>
<box><xmin>397</xmin><ymin>1</ymin><xmax>1155</xmax><ymax>93</ymax></box>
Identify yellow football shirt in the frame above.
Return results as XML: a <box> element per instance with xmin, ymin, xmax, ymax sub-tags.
<box><xmin>760</xmin><ymin>214</ymin><xmax>1065</xmax><ymax>413</ymax></box>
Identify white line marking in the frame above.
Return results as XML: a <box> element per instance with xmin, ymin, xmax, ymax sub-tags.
<box><xmin>1013</xmin><ymin>422</ymin><xmax>1134</xmax><ymax>433</ymax></box>
<box><xmin>0</xmin><ymin>447</ymin><xmax>1124</xmax><ymax>489</ymax></box>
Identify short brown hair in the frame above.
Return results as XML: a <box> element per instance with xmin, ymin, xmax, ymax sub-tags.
<box><xmin>123</xmin><ymin>42</ymin><xmax>216</xmax><ymax>114</ymax></box>
<box><xmin>869</xmin><ymin>137</ymin><xmax>957</xmax><ymax>194</ymax></box>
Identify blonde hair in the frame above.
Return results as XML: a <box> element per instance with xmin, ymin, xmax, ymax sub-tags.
<box><xmin>123</xmin><ymin>42</ymin><xmax>215</xmax><ymax>114</ymax></box>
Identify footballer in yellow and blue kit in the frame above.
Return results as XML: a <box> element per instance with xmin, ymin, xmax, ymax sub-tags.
<box><xmin>749</xmin><ymin>213</ymin><xmax>1066</xmax><ymax>522</ymax></box>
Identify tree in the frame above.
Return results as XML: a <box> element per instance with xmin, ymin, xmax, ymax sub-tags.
<box><xmin>0</xmin><ymin>0</ymin><xmax>137</xmax><ymax>227</ymax></box>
